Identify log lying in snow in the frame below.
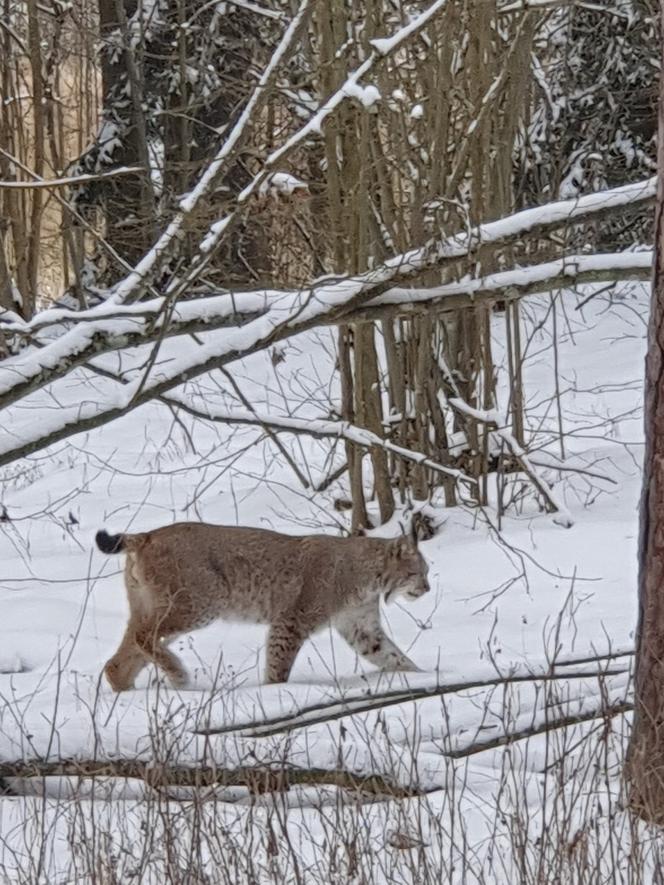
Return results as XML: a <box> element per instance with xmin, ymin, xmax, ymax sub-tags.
<box><xmin>0</xmin><ymin>760</ymin><xmax>420</xmax><ymax>799</ymax></box>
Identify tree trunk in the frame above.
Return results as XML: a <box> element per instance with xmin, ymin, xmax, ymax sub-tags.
<box><xmin>627</xmin><ymin>1</ymin><xmax>664</xmax><ymax>822</ymax></box>
<box><xmin>96</xmin><ymin>0</ymin><xmax>155</xmax><ymax>276</ymax></box>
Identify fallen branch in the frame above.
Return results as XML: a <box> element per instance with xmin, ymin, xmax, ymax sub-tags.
<box><xmin>444</xmin><ymin>700</ymin><xmax>633</xmax><ymax>760</ymax></box>
<box><xmin>196</xmin><ymin>666</ymin><xmax>629</xmax><ymax>739</ymax></box>
<box><xmin>0</xmin><ymin>185</ymin><xmax>655</xmax><ymax>467</ymax></box>
<box><xmin>0</xmin><ymin>293</ymin><xmax>269</xmax><ymax>411</ymax></box>
<box><xmin>1</xmin><ymin>248</ymin><xmax>649</xmax><ymax>419</ymax></box>
<box><xmin>553</xmin><ymin>649</ymin><xmax>634</xmax><ymax>667</ymax></box>
<box><xmin>0</xmin><ymin>266</ymin><xmax>652</xmax><ymax>471</ymax></box>
<box><xmin>0</xmin><ymin>760</ymin><xmax>418</xmax><ymax>798</ymax></box>
<box><xmin>7</xmin><ymin>250</ymin><xmax>650</xmax><ymax>339</ymax></box>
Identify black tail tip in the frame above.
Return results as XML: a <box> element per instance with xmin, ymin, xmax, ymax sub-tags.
<box><xmin>95</xmin><ymin>529</ymin><xmax>125</xmax><ymax>555</ymax></box>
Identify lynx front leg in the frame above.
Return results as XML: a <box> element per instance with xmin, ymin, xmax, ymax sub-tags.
<box><xmin>334</xmin><ymin>600</ymin><xmax>421</xmax><ymax>673</ymax></box>
<box><xmin>265</xmin><ymin>619</ymin><xmax>306</xmax><ymax>683</ymax></box>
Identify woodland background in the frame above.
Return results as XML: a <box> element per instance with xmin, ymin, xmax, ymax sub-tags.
<box><xmin>0</xmin><ymin>1</ymin><xmax>661</xmax><ymax>881</ymax></box>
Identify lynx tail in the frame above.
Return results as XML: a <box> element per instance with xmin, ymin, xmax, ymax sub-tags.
<box><xmin>96</xmin><ymin>529</ymin><xmax>125</xmax><ymax>555</ymax></box>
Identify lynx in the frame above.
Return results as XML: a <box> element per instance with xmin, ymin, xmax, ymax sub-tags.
<box><xmin>95</xmin><ymin>522</ymin><xmax>430</xmax><ymax>690</ymax></box>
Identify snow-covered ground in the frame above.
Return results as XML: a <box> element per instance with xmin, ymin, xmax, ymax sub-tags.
<box><xmin>0</xmin><ymin>283</ymin><xmax>651</xmax><ymax>882</ymax></box>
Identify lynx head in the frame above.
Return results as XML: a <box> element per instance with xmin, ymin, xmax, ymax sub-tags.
<box><xmin>384</xmin><ymin>529</ymin><xmax>430</xmax><ymax>603</ymax></box>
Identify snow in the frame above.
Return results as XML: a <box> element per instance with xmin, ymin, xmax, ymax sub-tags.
<box><xmin>0</xmin><ymin>279</ymin><xmax>648</xmax><ymax>879</ymax></box>
<box><xmin>147</xmin><ymin>137</ymin><xmax>165</xmax><ymax>198</ymax></box>
<box><xmin>199</xmin><ymin>217</ymin><xmax>231</xmax><ymax>253</ymax></box>
<box><xmin>341</xmin><ymin>82</ymin><xmax>381</xmax><ymax>109</ymax></box>
<box><xmin>373</xmin><ymin>250</ymin><xmax>653</xmax><ymax>308</ymax></box>
<box><xmin>257</xmin><ymin>171</ymin><xmax>309</xmax><ymax>198</ymax></box>
<box><xmin>96</xmin><ymin>119</ymin><xmax>122</xmax><ymax>166</ymax></box>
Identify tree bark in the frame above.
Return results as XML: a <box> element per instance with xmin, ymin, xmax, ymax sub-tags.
<box><xmin>627</xmin><ymin>0</ymin><xmax>664</xmax><ymax>823</ymax></box>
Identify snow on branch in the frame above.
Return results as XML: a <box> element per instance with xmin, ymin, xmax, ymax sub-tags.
<box><xmin>497</xmin><ymin>0</ymin><xmax>610</xmax><ymax>12</ymax></box>
<box><xmin>0</xmin><ymin>290</ymin><xmax>272</xmax><ymax>337</ymax></box>
<box><xmin>369</xmin><ymin>0</ymin><xmax>448</xmax><ymax>55</ymax></box>
<box><xmin>366</xmin><ymin>251</ymin><xmax>653</xmax><ymax>316</ymax></box>
<box><xmin>449</xmin><ymin>399</ymin><xmax>574</xmax><ymax>527</ymax></box>
<box><xmin>449</xmin><ymin>178</ymin><xmax>655</xmax><ymax>251</ymax></box>
<box><xmin>0</xmin><ymin>179</ymin><xmax>655</xmax><ymax>466</ymax></box>
<box><xmin>0</xmin><ymin>178</ymin><xmax>654</xmax><ymax>415</ymax></box>
<box><xmin>165</xmin><ymin>396</ymin><xmax>476</xmax><ymax>486</ymax></box>
<box><xmin>0</xmin><ymin>166</ymin><xmax>143</xmax><ymax>190</ymax></box>
<box><xmin>0</xmin><ymin>291</ymin><xmax>272</xmax><ymax>411</ymax></box>
<box><xmin>223</xmin><ymin>0</ymin><xmax>286</xmax><ymax>19</ymax></box>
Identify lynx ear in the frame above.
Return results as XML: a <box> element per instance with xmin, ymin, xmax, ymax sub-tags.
<box><xmin>390</xmin><ymin>535</ymin><xmax>411</xmax><ymax>560</ymax></box>
<box><xmin>397</xmin><ymin>519</ymin><xmax>418</xmax><ymax>544</ymax></box>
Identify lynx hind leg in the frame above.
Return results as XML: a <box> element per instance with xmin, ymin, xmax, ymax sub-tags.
<box><xmin>134</xmin><ymin>622</ymin><xmax>189</xmax><ymax>689</ymax></box>
<box><xmin>105</xmin><ymin>563</ymin><xmax>189</xmax><ymax>691</ymax></box>
<box><xmin>104</xmin><ymin>560</ymin><xmax>151</xmax><ymax>691</ymax></box>
<box><xmin>104</xmin><ymin>626</ymin><xmax>147</xmax><ymax>691</ymax></box>
<box><xmin>334</xmin><ymin>600</ymin><xmax>421</xmax><ymax>673</ymax></box>
<box><xmin>105</xmin><ymin>620</ymin><xmax>189</xmax><ymax>691</ymax></box>
<box><xmin>265</xmin><ymin>619</ymin><xmax>307</xmax><ymax>684</ymax></box>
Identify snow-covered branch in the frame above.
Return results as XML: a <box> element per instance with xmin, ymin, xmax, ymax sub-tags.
<box><xmin>0</xmin><ymin>178</ymin><xmax>654</xmax><ymax>415</ymax></box>
<box><xmin>0</xmin><ymin>292</ymin><xmax>271</xmax><ymax>411</ymax></box>
<box><xmin>0</xmin><ymin>178</ymin><xmax>655</xmax><ymax>466</ymax></box>
<box><xmin>366</xmin><ymin>251</ymin><xmax>653</xmax><ymax>317</ymax></box>
<box><xmin>449</xmin><ymin>399</ymin><xmax>574</xmax><ymax>527</ymax></box>
<box><xmin>165</xmin><ymin>396</ymin><xmax>475</xmax><ymax>486</ymax></box>
<box><xmin>0</xmin><ymin>166</ymin><xmax>143</xmax><ymax>190</ymax></box>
